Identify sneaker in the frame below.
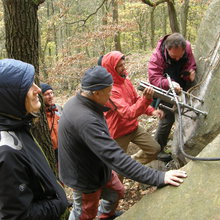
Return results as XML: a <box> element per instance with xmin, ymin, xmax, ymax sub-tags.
<box><xmin>157</xmin><ymin>150</ymin><xmax>172</xmax><ymax>162</ymax></box>
<box><xmin>99</xmin><ymin>210</ymin><xmax>124</xmax><ymax>220</ymax></box>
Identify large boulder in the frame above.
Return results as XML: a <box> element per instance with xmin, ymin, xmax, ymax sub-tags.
<box><xmin>172</xmin><ymin>0</ymin><xmax>220</xmax><ymax>165</ymax></box>
<box><xmin>118</xmin><ymin>133</ymin><xmax>220</xmax><ymax>220</ymax></box>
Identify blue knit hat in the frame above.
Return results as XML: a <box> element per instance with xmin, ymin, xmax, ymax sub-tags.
<box><xmin>40</xmin><ymin>83</ymin><xmax>53</xmax><ymax>94</ymax></box>
<box><xmin>81</xmin><ymin>66</ymin><xmax>113</xmax><ymax>91</ymax></box>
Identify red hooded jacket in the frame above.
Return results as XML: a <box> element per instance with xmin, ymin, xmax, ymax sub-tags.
<box><xmin>102</xmin><ymin>51</ymin><xmax>154</xmax><ymax>139</ymax></box>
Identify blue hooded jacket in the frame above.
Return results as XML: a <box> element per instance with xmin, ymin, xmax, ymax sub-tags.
<box><xmin>0</xmin><ymin>59</ymin><xmax>68</xmax><ymax>220</ymax></box>
<box><xmin>0</xmin><ymin>59</ymin><xmax>34</xmax><ymax>119</ymax></box>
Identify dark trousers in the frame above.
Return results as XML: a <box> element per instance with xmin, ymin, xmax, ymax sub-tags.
<box><xmin>155</xmin><ymin>102</ymin><xmax>175</xmax><ymax>149</ymax></box>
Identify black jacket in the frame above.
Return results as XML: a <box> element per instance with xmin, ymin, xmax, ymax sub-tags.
<box><xmin>0</xmin><ymin>59</ymin><xmax>68</xmax><ymax>220</ymax></box>
<box><xmin>58</xmin><ymin>93</ymin><xmax>165</xmax><ymax>192</ymax></box>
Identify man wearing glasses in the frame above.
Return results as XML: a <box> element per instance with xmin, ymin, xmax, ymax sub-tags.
<box><xmin>41</xmin><ymin>83</ymin><xmax>62</xmax><ymax>162</ymax></box>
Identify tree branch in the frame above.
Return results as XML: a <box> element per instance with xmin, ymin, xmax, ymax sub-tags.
<box><xmin>140</xmin><ymin>0</ymin><xmax>167</xmax><ymax>7</ymax></box>
<box><xmin>32</xmin><ymin>0</ymin><xmax>45</xmax><ymax>6</ymax></box>
<box><xmin>65</xmin><ymin>0</ymin><xmax>107</xmax><ymax>26</ymax></box>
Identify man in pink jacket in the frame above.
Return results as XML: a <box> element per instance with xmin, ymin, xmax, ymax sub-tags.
<box><xmin>148</xmin><ymin>33</ymin><xmax>196</xmax><ymax>161</ymax></box>
<box><xmin>101</xmin><ymin>51</ymin><xmax>164</xmax><ymax>165</ymax></box>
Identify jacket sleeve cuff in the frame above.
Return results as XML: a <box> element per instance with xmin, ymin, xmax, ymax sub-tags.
<box><xmin>157</xmin><ymin>172</ymin><xmax>166</xmax><ymax>188</ymax></box>
<box><xmin>145</xmin><ymin>105</ymin><xmax>155</xmax><ymax>115</ymax></box>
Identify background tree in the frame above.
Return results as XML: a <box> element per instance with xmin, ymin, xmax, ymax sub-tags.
<box><xmin>113</xmin><ymin>0</ymin><xmax>122</xmax><ymax>51</ymax></box>
<box><xmin>150</xmin><ymin>7</ymin><xmax>155</xmax><ymax>48</ymax></box>
<box><xmin>0</xmin><ymin>0</ymin><xmax>210</xmax><ymax>94</ymax></box>
<box><xmin>180</xmin><ymin>0</ymin><xmax>189</xmax><ymax>37</ymax></box>
<box><xmin>141</xmin><ymin>0</ymin><xmax>180</xmax><ymax>33</ymax></box>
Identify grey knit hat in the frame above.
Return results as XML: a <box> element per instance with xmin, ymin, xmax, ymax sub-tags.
<box><xmin>81</xmin><ymin>66</ymin><xmax>113</xmax><ymax>91</ymax></box>
<box><xmin>40</xmin><ymin>83</ymin><xmax>53</xmax><ymax>94</ymax></box>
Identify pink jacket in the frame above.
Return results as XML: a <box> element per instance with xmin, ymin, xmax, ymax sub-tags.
<box><xmin>148</xmin><ymin>35</ymin><xmax>196</xmax><ymax>90</ymax></box>
<box><xmin>102</xmin><ymin>51</ymin><xmax>154</xmax><ymax>139</ymax></box>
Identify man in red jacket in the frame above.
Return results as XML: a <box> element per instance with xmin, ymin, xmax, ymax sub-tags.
<box><xmin>100</xmin><ymin>51</ymin><xmax>164</xmax><ymax>165</ymax></box>
<box><xmin>41</xmin><ymin>83</ymin><xmax>62</xmax><ymax>163</ymax></box>
<box><xmin>148</xmin><ymin>33</ymin><xmax>196</xmax><ymax>161</ymax></box>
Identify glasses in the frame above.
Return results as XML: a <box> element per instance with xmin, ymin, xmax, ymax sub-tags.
<box><xmin>43</xmin><ymin>91</ymin><xmax>54</xmax><ymax>97</ymax></box>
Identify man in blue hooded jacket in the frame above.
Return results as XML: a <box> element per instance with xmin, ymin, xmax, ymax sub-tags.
<box><xmin>0</xmin><ymin>59</ymin><xmax>68</xmax><ymax>220</ymax></box>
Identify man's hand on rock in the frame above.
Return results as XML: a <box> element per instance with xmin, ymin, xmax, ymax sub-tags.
<box><xmin>164</xmin><ymin>170</ymin><xmax>187</xmax><ymax>186</ymax></box>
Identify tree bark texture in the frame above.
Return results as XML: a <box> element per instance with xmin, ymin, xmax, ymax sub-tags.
<box><xmin>112</xmin><ymin>0</ymin><xmax>122</xmax><ymax>51</ymax></box>
<box><xmin>180</xmin><ymin>0</ymin><xmax>189</xmax><ymax>37</ymax></box>
<box><xmin>2</xmin><ymin>0</ymin><xmax>57</xmax><ymax>175</ymax></box>
<box><xmin>167</xmin><ymin>1</ymin><xmax>180</xmax><ymax>33</ymax></box>
<box><xmin>141</xmin><ymin>0</ymin><xmax>180</xmax><ymax>34</ymax></box>
<box><xmin>162</xmin><ymin>4</ymin><xmax>167</xmax><ymax>36</ymax></box>
<box><xmin>2</xmin><ymin>0</ymin><xmax>39</xmax><ymax>72</ymax></box>
<box><xmin>101</xmin><ymin>0</ymin><xmax>108</xmax><ymax>54</ymax></box>
<box><xmin>150</xmin><ymin>7</ymin><xmax>155</xmax><ymax>48</ymax></box>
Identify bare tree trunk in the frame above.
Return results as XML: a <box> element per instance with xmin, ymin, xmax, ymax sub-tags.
<box><xmin>167</xmin><ymin>1</ymin><xmax>180</xmax><ymax>33</ymax></box>
<box><xmin>180</xmin><ymin>0</ymin><xmax>189</xmax><ymax>37</ymax></box>
<box><xmin>150</xmin><ymin>7</ymin><xmax>155</xmax><ymax>48</ymax></box>
<box><xmin>3</xmin><ymin>0</ymin><xmax>39</xmax><ymax>71</ymax></box>
<box><xmin>141</xmin><ymin>0</ymin><xmax>180</xmax><ymax>33</ymax></box>
<box><xmin>2</xmin><ymin>0</ymin><xmax>57</xmax><ymax>174</ymax></box>
<box><xmin>50</xmin><ymin>0</ymin><xmax>58</xmax><ymax>61</ymax></box>
<box><xmin>112</xmin><ymin>0</ymin><xmax>122</xmax><ymax>51</ymax></box>
<box><xmin>101</xmin><ymin>0</ymin><xmax>108</xmax><ymax>54</ymax></box>
<box><xmin>162</xmin><ymin>4</ymin><xmax>167</xmax><ymax>36</ymax></box>
<box><xmin>39</xmin><ymin>1</ymin><xmax>51</xmax><ymax>79</ymax></box>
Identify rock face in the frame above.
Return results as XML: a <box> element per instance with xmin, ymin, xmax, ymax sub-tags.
<box><xmin>118</xmin><ymin>134</ymin><xmax>220</xmax><ymax>220</ymax></box>
<box><xmin>172</xmin><ymin>0</ymin><xmax>220</xmax><ymax>164</ymax></box>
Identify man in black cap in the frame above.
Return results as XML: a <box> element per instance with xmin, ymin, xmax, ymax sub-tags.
<box><xmin>40</xmin><ymin>83</ymin><xmax>62</xmax><ymax>162</ymax></box>
<box><xmin>58</xmin><ymin>66</ymin><xmax>187</xmax><ymax>220</ymax></box>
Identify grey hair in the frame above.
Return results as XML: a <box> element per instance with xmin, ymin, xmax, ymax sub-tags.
<box><xmin>80</xmin><ymin>88</ymin><xmax>94</xmax><ymax>96</ymax></box>
<box><xmin>165</xmin><ymin>33</ymin><xmax>186</xmax><ymax>50</ymax></box>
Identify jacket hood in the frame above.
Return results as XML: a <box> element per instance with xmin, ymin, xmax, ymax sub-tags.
<box><xmin>157</xmin><ymin>35</ymin><xmax>168</xmax><ymax>48</ymax></box>
<box><xmin>101</xmin><ymin>51</ymin><xmax>128</xmax><ymax>84</ymax></box>
<box><xmin>0</xmin><ymin>59</ymin><xmax>35</xmax><ymax>119</ymax></box>
<box><xmin>157</xmin><ymin>35</ymin><xmax>169</xmax><ymax>61</ymax></box>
